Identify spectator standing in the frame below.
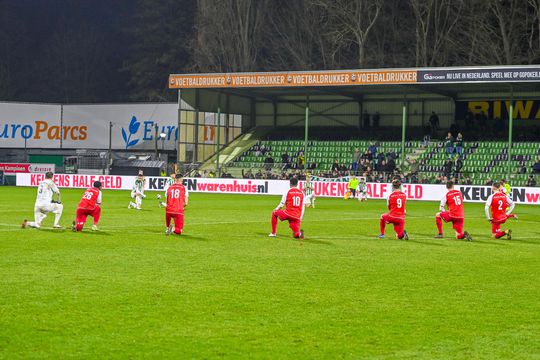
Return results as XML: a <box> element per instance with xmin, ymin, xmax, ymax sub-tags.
<box><xmin>533</xmin><ymin>156</ymin><xmax>540</xmax><ymax>173</ymax></box>
<box><xmin>443</xmin><ymin>159</ymin><xmax>453</xmax><ymax>178</ymax></box>
<box><xmin>331</xmin><ymin>159</ymin><xmax>339</xmax><ymax>172</ymax></box>
<box><xmin>368</xmin><ymin>142</ymin><xmax>378</xmax><ymax>158</ymax></box>
<box><xmin>453</xmin><ymin>155</ymin><xmax>463</xmax><ymax>179</ymax></box>
<box><xmin>444</xmin><ymin>132</ymin><xmax>454</xmax><ymax>157</ymax></box>
<box><xmin>297</xmin><ymin>151</ymin><xmax>305</xmax><ymax>169</ymax></box>
<box><xmin>281</xmin><ymin>152</ymin><xmax>290</xmax><ymax>169</ymax></box>
<box><xmin>352</xmin><ymin>148</ymin><xmax>361</xmax><ymax>174</ymax></box>
<box><xmin>429</xmin><ymin>111</ymin><xmax>439</xmax><ymax>136</ymax></box>
<box><xmin>454</xmin><ymin>133</ymin><xmax>464</xmax><ymax>157</ymax></box>
<box><xmin>264</xmin><ymin>153</ymin><xmax>274</xmax><ymax>171</ymax></box>
<box><xmin>362</xmin><ymin>111</ymin><xmax>370</xmax><ymax>128</ymax></box>
<box><xmin>527</xmin><ymin>175</ymin><xmax>537</xmax><ymax>187</ymax></box>
<box><xmin>373</xmin><ymin>112</ymin><xmax>380</xmax><ymax>128</ymax></box>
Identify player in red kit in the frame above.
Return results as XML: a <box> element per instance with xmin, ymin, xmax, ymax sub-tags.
<box><xmin>72</xmin><ymin>181</ymin><xmax>102</xmax><ymax>232</ymax></box>
<box><xmin>434</xmin><ymin>181</ymin><xmax>472</xmax><ymax>241</ymax></box>
<box><xmin>379</xmin><ymin>179</ymin><xmax>408</xmax><ymax>240</ymax></box>
<box><xmin>165</xmin><ymin>174</ymin><xmax>189</xmax><ymax>235</ymax></box>
<box><xmin>269</xmin><ymin>177</ymin><xmax>305</xmax><ymax>239</ymax></box>
<box><xmin>485</xmin><ymin>182</ymin><xmax>517</xmax><ymax>239</ymax></box>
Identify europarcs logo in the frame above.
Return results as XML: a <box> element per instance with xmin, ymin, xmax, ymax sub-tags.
<box><xmin>120</xmin><ymin>116</ymin><xmax>179</xmax><ymax>149</ymax></box>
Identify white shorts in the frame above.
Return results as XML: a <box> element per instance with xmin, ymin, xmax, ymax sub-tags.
<box><xmin>35</xmin><ymin>202</ymin><xmax>63</xmax><ymax>214</ymax></box>
<box><xmin>131</xmin><ymin>191</ymin><xmax>144</xmax><ymax>198</ymax></box>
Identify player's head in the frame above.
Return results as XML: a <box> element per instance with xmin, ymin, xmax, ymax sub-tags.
<box><xmin>392</xmin><ymin>179</ymin><xmax>401</xmax><ymax>190</ymax></box>
<box><xmin>93</xmin><ymin>181</ymin><xmax>102</xmax><ymax>190</ymax></box>
<box><xmin>137</xmin><ymin>174</ymin><xmax>144</xmax><ymax>180</ymax></box>
<box><xmin>500</xmin><ymin>178</ymin><xmax>506</xmax><ymax>185</ymax></box>
<box><xmin>492</xmin><ymin>181</ymin><xmax>501</xmax><ymax>192</ymax></box>
<box><xmin>45</xmin><ymin>171</ymin><xmax>54</xmax><ymax>179</ymax></box>
<box><xmin>290</xmin><ymin>177</ymin><xmax>298</xmax><ymax>187</ymax></box>
<box><xmin>446</xmin><ymin>180</ymin><xmax>454</xmax><ymax>189</ymax></box>
<box><xmin>175</xmin><ymin>173</ymin><xmax>183</xmax><ymax>183</ymax></box>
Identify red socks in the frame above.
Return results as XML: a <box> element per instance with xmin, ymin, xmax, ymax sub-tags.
<box><xmin>435</xmin><ymin>216</ymin><xmax>443</xmax><ymax>235</ymax></box>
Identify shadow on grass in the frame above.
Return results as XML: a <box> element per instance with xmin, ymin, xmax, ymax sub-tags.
<box><xmin>299</xmin><ymin>238</ymin><xmax>334</xmax><ymax>246</ymax></box>
<box><xmin>177</xmin><ymin>234</ymin><xmax>208</xmax><ymax>241</ymax></box>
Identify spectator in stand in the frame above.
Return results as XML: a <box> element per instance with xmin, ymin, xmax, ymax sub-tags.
<box><xmin>363</xmin><ymin>111</ymin><xmax>370</xmax><ymax>128</ymax></box>
<box><xmin>264</xmin><ymin>153</ymin><xmax>274</xmax><ymax>171</ymax></box>
<box><xmin>465</xmin><ymin>110</ymin><xmax>474</xmax><ymax>128</ymax></box>
<box><xmin>479</xmin><ymin>110</ymin><xmax>488</xmax><ymax>129</ymax></box>
<box><xmin>242</xmin><ymin>169</ymin><xmax>254</xmax><ymax>179</ymax></box>
<box><xmin>386</xmin><ymin>157</ymin><xmax>396</xmax><ymax>174</ymax></box>
<box><xmin>454</xmin><ymin>133</ymin><xmax>464</xmax><ymax>157</ymax></box>
<box><xmin>444</xmin><ymin>132</ymin><xmax>454</xmax><ymax>157</ymax></box>
<box><xmin>464</xmin><ymin>177</ymin><xmax>472</xmax><ymax>185</ymax></box>
<box><xmin>527</xmin><ymin>175</ymin><xmax>537</xmax><ymax>187</ymax></box>
<box><xmin>485</xmin><ymin>178</ymin><xmax>493</xmax><ymax>186</ymax></box>
<box><xmin>443</xmin><ymin>159</ymin><xmax>453</xmax><ymax>178</ymax></box>
<box><xmin>453</xmin><ymin>155</ymin><xmax>463</xmax><ymax>179</ymax></box>
<box><xmin>408</xmin><ymin>158</ymin><xmax>420</xmax><ymax>175</ymax></box>
<box><xmin>338</xmin><ymin>162</ymin><xmax>348</xmax><ymax>173</ymax></box>
<box><xmin>331</xmin><ymin>159</ymin><xmax>339</xmax><ymax>172</ymax></box>
<box><xmin>373</xmin><ymin>112</ymin><xmax>380</xmax><ymax>128</ymax></box>
<box><xmin>368</xmin><ymin>142</ymin><xmax>378</xmax><ymax>158</ymax></box>
<box><xmin>520</xmin><ymin>163</ymin><xmax>527</xmax><ymax>174</ymax></box>
<box><xmin>297</xmin><ymin>151</ymin><xmax>305</xmax><ymax>169</ymax></box>
<box><xmin>352</xmin><ymin>148</ymin><xmax>361</xmax><ymax>174</ymax></box>
<box><xmin>534</xmin><ymin>156</ymin><xmax>540</xmax><ymax>173</ymax></box>
<box><xmin>221</xmin><ymin>169</ymin><xmax>233</xmax><ymax>178</ymax></box>
<box><xmin>281</xmin><ymin>152</ymin><xmax>290</xmax><ymax>169</ymax></box>
<box><xmin>429</xmin><ymin>111</ymin><xmax>439</xmax><ymax>137</ymax></box>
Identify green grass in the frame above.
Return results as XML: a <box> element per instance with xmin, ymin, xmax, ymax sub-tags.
<box><xmin>1</xmin><ymin>186</ymin><xmax>539</xmax><ymax>359</ymax></box>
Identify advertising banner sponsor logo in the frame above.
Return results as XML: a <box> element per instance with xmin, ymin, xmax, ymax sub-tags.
<box><xmin>16</xmin><ymin>174</ymin><xmax>540</xmax><ymax>204</ymax></box>
<box><xmin>455</xmin><ymin>100</ymin><xmax>540</xmax><ymax>121</ymax></box>
<box><xmin>418</xmin><ymin>67</ymin><xmax>540</xmax><ymax>83</ymax></box>
<box><xmin>0</xmin><ymin>163</ymin><xmax>55</xmax><ymax>174</ymax></box>
<box><xmin>169</xmin><ymin>70</ymin><xmax>418</xmax><ymax>89</ymax></box>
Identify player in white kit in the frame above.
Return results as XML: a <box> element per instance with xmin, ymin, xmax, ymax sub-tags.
<box><xmin>22</xmin><ymin>172</ymin><xmax>63</xmax><ymax>229</ymax></box>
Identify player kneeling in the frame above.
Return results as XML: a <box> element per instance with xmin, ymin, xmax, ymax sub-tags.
<box><xmin>128</xmin><ymin>173</ymin><xmax>146</xmax><ymax>210</ymax></box>
<box><xmin>379</xmin><ymin>179</ymin><xmax>408</xmax><ymax>240</ymax></box>
<box><xmin>165</xmin><ymin>174</ymin><xmax>189</xmax><ymax>235</ymax></box>
<box><xmin>434</xmin><ymin>180</ymin><xmax>472</xmax><ymax>241</ymax></box>
<box><xmin>270</xmin><ymin>177</ymin><xmax>305</xmax><ymax>239</ymax></box>
<box><xmin>73</xmin><ymin>181</ymin><xmax>102</xmax><ymax>232</ymax></box>
<box><xmin>485</xmin><ymin>181</ymin><xmax>517</xmax><ymax>239</ymax></box>
<box><xmin>22</xmin><ymin>171</ymin><xmax>63</xmax><ymax>229</ymax></box>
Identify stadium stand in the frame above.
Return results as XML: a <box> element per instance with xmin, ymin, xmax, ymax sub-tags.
<box><xmin>228</xmin><ymin>140</ymin><xmax>540</xmax><ymax>186</ymax></box>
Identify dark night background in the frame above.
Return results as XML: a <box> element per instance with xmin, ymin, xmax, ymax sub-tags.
<box><xmin>1</xmin><ymin>0</ymin><xmax>539</xmax><ymax>103</ymax></box>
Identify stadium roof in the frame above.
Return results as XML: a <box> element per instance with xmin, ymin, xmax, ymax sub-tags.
<box><xmin>169</xmin><ymin>65</ymin><xmax>540</xmax><ymax>103</ymax></box>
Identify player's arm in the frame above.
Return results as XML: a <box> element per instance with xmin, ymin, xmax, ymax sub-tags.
<box><xmin>439</xmin><ymin>196</ymin><xmax>447</xmax><ymax>212</ymax></box>
<box><xmin>184</xmin><ymin>189</ymin><xmax>189</xmax><ymax>207</ymax></box>
<box><xmin>51</xmin><ymin>183</ymin><xmax>61</xmax><ymax>202</ymax></box>
<box><xmin>506</xmin><ymin>197</ymin><xmax>515</xmax><ymax>215</ymax></box>
<box><xmin>275</xmin><ymin>193</ymin><xmax>287</xmax><ymax>210</ymax></box>
<box><xmin>96</xmin><ymin>191</ymin><xmax>102</xmax><ymax>205</ymax></box>
<box><xmin>485</xmin><ymin>194</ymin><xmax>493</xmax><ymax>220</ymax></box>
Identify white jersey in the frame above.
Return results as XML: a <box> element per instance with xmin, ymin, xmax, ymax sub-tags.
<box><xmin>35</xmin><ymin>179</ymin><xmax>59</xmax><ymax>206</ymax></box>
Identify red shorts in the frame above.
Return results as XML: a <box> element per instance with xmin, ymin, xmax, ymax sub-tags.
<box><xmin>273</xmin><ymin>209</ymin><xmax>301</xmax><ymax>235</ymax></box>
<box><xmin>166</xmin><ymin>212</ymin><xmax>184</xmax><ymax>235</ymax></box>
<box><xmin>381</xmin><ymin>213</ymin><xmax>405</xmax><ymax>235</ymax></box>
<box><xmin>439</xmin><ymin>211</ymin><xmax>464</xmax><ymax>234</ymax></box>
<box><xmin>491</xmin><ymin>218</ymin><xmax>507</xmax><ymax>234</ymax></box>
<box><xmin>75</xmin><ymin>206</ymin><xmax>101</xmax><ymax>231</ymax></box>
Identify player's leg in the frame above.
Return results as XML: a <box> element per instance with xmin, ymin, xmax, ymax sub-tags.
<box><xmin>270</xmin><ymin>210</ymin><xmax>288</xmax><ymax>236</ymax></box>
<box><xmin>135</xmin><ymin>192</ymin><xmax>142</xmax><ymax>209</ymax></box>
<box><xmin>435</xmin><ymin>212</ymin><xmax>444</xmax><ymax>237</ymax></box>
<box><xmin>491</xmin><ymin>221</ymin><xmax>506</xmax><ymax>239</ymax></box>
<box><xmin>52</xmin><ymin>203</ymin><xmax>63</xmax><ymax>228</ymax></box>
<box><xmin>289</xmin><ymin>218</ymin><xmax>302</xmax><ymax>239</ymax></box>
<box><xmin>452</xmin><ymin>219</ymin><xmax>465</xmax><ymax>239</ymax></box>
<box><xmin>75</xmin><ymin>208</ymin><xmax>88</xmax><ymax>231</ymax></box>
<box><xmin>173</xmin><ymin>213</ymin><xmax>184</xmax><ymax>235</ymax></box>
<box><xmin>165</xmin><ymin>212</ymin><xmax>173</xmax><ymax>234</ymax></box>
<box><xmin>128</xmin><ymin>191</ymin><xmax>137</xmax><ymax>209</ymax></box>
<box><xmin>379</xmin><ymin>214</ymin><xmax>388</xmax><ymax>238</ymax></box>
<box><xmin>394</xmin><ymin>219</ymin><xmax>406</xmax><ymax>239</ymax></box>
<box><xmin>90</xmin><ymin>207</ymin><xmax>101</xmax><ymax>230</ymax></box>
<box><xmin>351</xmin><ymin>189</ymin><xmax>356</xmax><ymax>199</ymax></box>
<box><xmin>27</xmin><ymin>206</ymin><xmax>48</xmax><ymax>228</ymax></box>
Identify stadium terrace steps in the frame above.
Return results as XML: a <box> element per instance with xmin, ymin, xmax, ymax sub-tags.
<box><xmin>229</xmin><ymin>139</ymin><xmax>539</xmax><ymax>186</ymax></box>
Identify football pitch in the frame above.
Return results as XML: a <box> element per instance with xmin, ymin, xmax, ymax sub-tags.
<box><xmin>1</xmin><ymin>186</ymin><xmax>539</xmax><ymax>359</ymax></box>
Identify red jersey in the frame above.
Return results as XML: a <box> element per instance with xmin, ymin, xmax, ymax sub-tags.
<box><xmin>442</xmin><ymin>189</ymin><xmax>464</xmax><ymax>218</ymax></box>
<box><xmin>281</xmin><ymin>188</ymin><xmax>304</xmax><ymax>219</ymax></box>
<box><xmin>487</xmin><ymin>191</ymin><xmax>512</xmax><ymax>222</ymax></box>
<box><xmin>387</xmin><ymin>190</ymin><xmax>406</xmax><ymax>218</ymax></box>
<box><xmin>166</xmin><ymin>183</ymin><xmax>188</xmax><ymax>214</ymax></box>
<box><xmin>78</xmin><ymin>187</ymin><xmax>102</xmax><ymax>210</ymax></box>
